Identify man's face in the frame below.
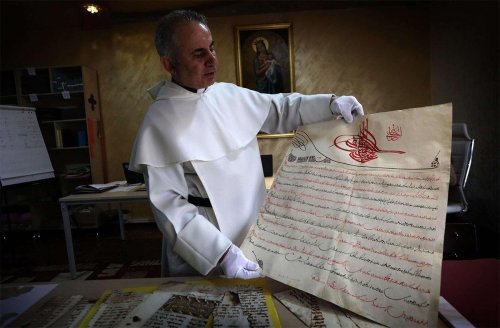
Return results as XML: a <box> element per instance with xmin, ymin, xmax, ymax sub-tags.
<box><xmin>162</xmin><ymin>22</ymin><xmax>218</xmax><ymax>89</ymax></box>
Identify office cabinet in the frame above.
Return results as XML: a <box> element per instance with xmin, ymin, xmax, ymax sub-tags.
<box><xmin>16</xmin><ymin>65</ymin><xmax>106</xmax><ymax>195</ymax></box>
<box><xmin>1</xmin><ymin>66</ymin><xmax>107</xmax><ymax>231</ymax></box>
<box><xmin>0</xmin><ymin>70</ymin><xmax>18</xmax><ymax>105</ymax></box>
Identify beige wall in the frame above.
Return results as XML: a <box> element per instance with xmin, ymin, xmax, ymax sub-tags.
<box><xmin>3</xmin><ymin>2</ymin><xmax>498</xmax><ymax>247</ymax></box>
<box><xmin>1</xmin><ymin>5</ymin><xmax>430</xmax><ymax>182</ymax></box>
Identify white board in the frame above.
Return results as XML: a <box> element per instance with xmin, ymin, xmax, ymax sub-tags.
<box><xmin>0</xmin><ymin>105</ymin><xmax>54</xmax><ymax>186</ymax></box>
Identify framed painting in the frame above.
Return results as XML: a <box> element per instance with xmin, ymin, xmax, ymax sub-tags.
<box><xmin>235</xmin><ymin>23</ymin><xmax>295</xmax><ymax>94</ymax></box>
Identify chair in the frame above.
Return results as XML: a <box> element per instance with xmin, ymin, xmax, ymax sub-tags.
<box><xmin>444</xmin><ymin>123</ymin><xmax>478</xmax><ymax>259</ymax></box>
<box><xmin>447</xmin><ymin>123</ymin><xmax>474</xmax><ymax>214</ymax></box>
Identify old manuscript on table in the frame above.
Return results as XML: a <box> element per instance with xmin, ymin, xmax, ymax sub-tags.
<box><xmin>241</xmin><ymin>104</ymin><xmax>452</xmax><ymax>327</ymax></box>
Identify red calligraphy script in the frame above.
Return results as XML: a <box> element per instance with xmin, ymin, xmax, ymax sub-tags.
<box><xmin>387</xmin><ymin>124</ymin><xmax>403</xmax><ymax>141</ymax></box>
<box><xmin>332</xmin><ymin>119</ymin><xmax>405</xmax><ymax>163</ymax></box>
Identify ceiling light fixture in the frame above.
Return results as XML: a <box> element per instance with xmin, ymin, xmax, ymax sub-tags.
<box><xmin>84</xmin><ymin>3</ymin><xmax>101</xmax><ymax>14</ymax></box>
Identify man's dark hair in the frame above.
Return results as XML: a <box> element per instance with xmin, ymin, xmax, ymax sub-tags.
<box><xmin>155</xmin><ymin>10</ymin><xmax>208</xmax><ymax>60</ymax></box>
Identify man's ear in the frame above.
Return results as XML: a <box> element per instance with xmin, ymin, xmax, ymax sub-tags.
<box><xmin>160</xmin><ymin>56</ymin><xmax>175</xmax><ymax>75</ymax></box>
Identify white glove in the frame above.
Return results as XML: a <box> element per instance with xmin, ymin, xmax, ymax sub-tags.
<box><xmin>330</xmin><ymin>95</ymin><xmax>364</xmax><ymax>123</ymax></box>
<box><xmin>220</xmin><ymin>244</ymin><xmax>261</xmax><ymax>279</ymax></box>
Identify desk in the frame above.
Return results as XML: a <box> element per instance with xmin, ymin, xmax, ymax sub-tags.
<box><xmin>6</xmin><ymin>277</ymin><xmax>458</xmax><ymax>327</ymax></box>
<box><xmin>59</xmin><ymin>189</ymin><xmax>149</xmax><ymax>279</ymax></box>
<box><xmin>60</xmin><ymin>179</ymin><xmax>275</xmax><ymax>280</ymax></box>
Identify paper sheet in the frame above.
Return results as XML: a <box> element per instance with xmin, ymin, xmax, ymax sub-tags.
<box><xmin>274</xmin><ymin>289</ymin><xmax>384</xmax><ymax>327</ymax></box>
<box><xmin>0</xmin><ymin>284</ymin><xmax>57</xmax><ymax>327</ymax></box>
<box><xmin>241</xmin><ymin>104</ymin><xmax>452</xmax><ymax>327</ymax></box>
<box><xmin>79</xmin><ymin>279</ymin><xmax>281</xmax><ymax>328</ymax></box>
<box><xmin>12</xmin><ymin>294</ymin><xmax>93</xmax><ymax>328</ymax></box>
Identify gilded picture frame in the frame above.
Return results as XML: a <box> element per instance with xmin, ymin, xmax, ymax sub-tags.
<box><xmin>235</xmin><ymin>23</ymin><xmax>295</xmax><ymax>94</ymax></box>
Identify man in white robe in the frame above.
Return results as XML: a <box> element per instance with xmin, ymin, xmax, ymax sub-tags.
<box><xmin>129</xmin><ymin>10</ymin><xmax>364</xmax><ymax>278</ymax></box>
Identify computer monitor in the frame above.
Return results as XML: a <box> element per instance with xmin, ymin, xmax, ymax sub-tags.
<box><xmin>122</xmin><ymin>162</ymin><xmax>144</xmax><ymax>185</ymax></box>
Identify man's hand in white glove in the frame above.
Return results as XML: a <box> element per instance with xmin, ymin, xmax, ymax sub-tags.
<box><xmin>220</xmin><ymin>244</ymin><xmax>261</xmax><ymax>279</ymax></box>
<box><xmin>330</xmin><ymin>95</ymin><xmax>364</xmax><ymax>123</ymax></box>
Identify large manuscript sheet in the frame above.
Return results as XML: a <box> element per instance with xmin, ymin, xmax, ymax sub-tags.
<box><xmin>241</xmin><ymin>104</ymin><xmax>452</xmax><ymax>327</ymax></box>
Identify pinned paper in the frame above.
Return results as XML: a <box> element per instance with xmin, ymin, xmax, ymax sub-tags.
<box><xmin>28</xmin><ymin>94</ymin><xmax>38</xmax><ymax>102</ymax></box>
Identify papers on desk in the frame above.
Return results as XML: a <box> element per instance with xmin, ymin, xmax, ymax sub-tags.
<box><xmin>14</xmin><ymin>279</ymin><xmax>280</xmax><ymax>328</ymax></box>
<box><xmin>0</xmin><ymin>284</ymin><xmax>58</xmax><ymax>328</ymax></box>
<box><xmin>73</xmin><ymin>181</ymin><xmax>124</xmax><ymax>194</ymax></box>
<box><xmin>81</xmin><ymin>279</ymin><xmax>280</xmax><ymax>328</ymax></box>
<box><xmin>274</xmin><ymin>289</ymin><xmax>385</xmax><ymax>327</ymax></box>
<box><xmin>72</xmin><ymin>181</ymin><xmax>140</xmax><ymax>194</ymax></box>
<box><xmin>109</xmin><ymin>183</ymin><xmax>147</xmax><ymax>192</ymax></box>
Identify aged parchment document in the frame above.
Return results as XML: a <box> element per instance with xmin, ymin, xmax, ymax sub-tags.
<box><xmin>241</xmin><ymin>104</ymin><xmax>452</xmax><ymax>327</ymax></box>
<box><xmin>77</xmin><ymin>279</ymin><xmax>280</xmax><ymax>328</ymax></box>
<box><xmin>274</xmin><ymin>289</ymin><xmax>385</xmax><ymax>327</ymax></box>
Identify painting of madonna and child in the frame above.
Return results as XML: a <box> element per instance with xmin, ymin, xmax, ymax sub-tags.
<box><xmin>235</xmin><ymin>24</ymin><xmax>294</xmax><ymax>94</ymax></box>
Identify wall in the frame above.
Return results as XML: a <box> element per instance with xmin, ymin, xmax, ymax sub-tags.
<box><xmin>1</xmin><ymin>4</ymin><xmax>431</xmax><ymax>178</ymax></box>
<box><xmin>430</xmin><ymin>2</ymin><xmax>499</xmax><ymax>236</ymax></box>
<box><xmin>4</xmin><ymin>3</ymin><xmax>496</xmax><ymax>235</ymax></box>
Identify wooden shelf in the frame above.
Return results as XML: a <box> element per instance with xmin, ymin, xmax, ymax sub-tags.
<box><xmin>1</xmin><ymin>65</ymin><xmax>106</xmax><ymax>232</ymax></box>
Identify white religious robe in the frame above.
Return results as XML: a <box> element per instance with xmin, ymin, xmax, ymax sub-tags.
<box><xmin>129</xmin><ymin>80</ymin><xmax>335</xmax><ymax>275</ymax></box>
